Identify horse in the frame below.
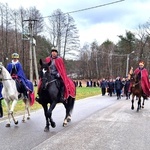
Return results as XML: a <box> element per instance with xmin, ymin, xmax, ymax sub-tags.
<box><xmin>38</xmin><ymin>59</ymin><xmax>75</xmax><ymax>132</ymax></box>
<box><xmin>0</xmin><ymin>63</ymin><xmax>34</xmax><ymax>127</ymax></box>
<box><xmin>130</xmin><ymin>73</ymin><xmax>147</xmax><ymax>112</ymax></box>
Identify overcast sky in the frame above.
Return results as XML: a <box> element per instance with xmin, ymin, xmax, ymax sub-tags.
<box><xmin>1</xmin><ymin>0</ymin><xmax>150</xmax><ymax>46</ymax></box>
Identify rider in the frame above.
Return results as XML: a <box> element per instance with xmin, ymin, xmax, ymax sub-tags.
<box><xmin>36</xmin><ymin>47</ymin><xmax>75</xmax><ymax>103</ymax></box>
<box><xmin>129</xmin><ymin>61</ymin><xmax>150</xmax><ymax>97</ymax></box>
<box><xmin>6</xmin><ymin>53</ymin><xmax>33</xmax><ymax>99</ymax></box>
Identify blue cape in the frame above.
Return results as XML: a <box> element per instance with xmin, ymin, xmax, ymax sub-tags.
<box><xmin>7</xmin><ymin>62</ymin><xmax>33</xmax><ymax>92</ymax></box>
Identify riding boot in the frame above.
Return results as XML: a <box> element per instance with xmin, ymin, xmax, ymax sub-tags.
<box><xmin>23</xmin><ymin>91</ymin><xmax>28</xmax><ymax>100</ymax></box>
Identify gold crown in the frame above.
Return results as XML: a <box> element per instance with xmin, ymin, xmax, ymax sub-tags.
<box><xmin>139</xmin><ymin>61</ymin><xmax>144</xmax><ymax>66</ymax></box>
<box><xmin>12</xmin><ymin>53</ymin><xmax>19</xmax><ymax>58</ymax></box>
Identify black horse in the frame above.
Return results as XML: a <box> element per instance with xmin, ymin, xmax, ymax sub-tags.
<box><xmin>130</xmin><ymin>73</ymin><xmax>147</xmax><ymax>112</ymax></box>
<box><xmin>38</xmin><ymin>59</ymin><xmax>75</xmax><ymax>132</ymax></box>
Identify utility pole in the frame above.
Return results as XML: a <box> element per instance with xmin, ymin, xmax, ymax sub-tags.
<box><xmin>33</xmin><ymin>38</ymin><xmax>39</xmax><ymax>83</ymax></box>
<box><xmin>23</xmin><ymin>18</ymin><xmax>38</xmax><ymax>82</ymax></box>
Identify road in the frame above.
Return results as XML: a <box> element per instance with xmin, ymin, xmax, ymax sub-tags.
<box><xmin>0</xmin><ymin>94</ymin><xmax>150</xmax><ymax>150</ymax></box>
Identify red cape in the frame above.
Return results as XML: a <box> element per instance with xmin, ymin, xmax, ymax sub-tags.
<box><xmin>45</xmin><ymin>56</ymin><xmax>76</xmax><ymax>99</ymax></box>
<box><xmin>134</xmin><ymin>68</ymin><xmax>150</xmax><ymax>96</ymax></box>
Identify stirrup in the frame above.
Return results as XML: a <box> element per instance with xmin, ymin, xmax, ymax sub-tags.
<box><xmin>24</xmin><ymin>95</ymin><xmax>28</xmax><ymax>100</ymax></box>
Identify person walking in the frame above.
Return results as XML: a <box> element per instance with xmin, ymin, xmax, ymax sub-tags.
<box><xmin>114</xmin><ymin>77</ymin><xmax>123</xmax><ymax>100</ymax></box>
<box><xmin>107</xmin><ymin>78</ymin><xmax>114</xmax><ymax>97</ymax></box>
<box><xmin>124</xmin><ymin>76</ymin><xmax>130</xmax><ymax>100</ymax></box>
<box><xmin>100</xmin><ymin>78</ymin><xmax>108</xmax><ymax>96</ymax></box>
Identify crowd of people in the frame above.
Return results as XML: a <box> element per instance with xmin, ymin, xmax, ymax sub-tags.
<box><xmin>99</xmin><ymin>76</ymin><xmax>130</xmax><ymax>100</ymax></box>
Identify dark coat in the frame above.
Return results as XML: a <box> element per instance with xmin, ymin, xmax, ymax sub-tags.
<box><xmin>115</xmin><ymin>79</ymin><xmax>123</xmax><ymax>90</ymax></box>
<box><xmin>124</xmin><ymin>80</ymin><xmax>130</xmax><ymax>92</ymax></box>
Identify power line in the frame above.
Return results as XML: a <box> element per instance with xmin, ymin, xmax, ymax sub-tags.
<box><xmin>41</xmin><ymin>0</ymin><xmax>125</xmax><ymax>19</ymax></box>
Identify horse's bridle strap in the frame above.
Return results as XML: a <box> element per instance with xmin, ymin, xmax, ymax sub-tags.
<box><xmin>132</xmin><ymin>81</ymin><xmax>140</xmax><ymax>87</ymax></box>
<box><xmin>1</xmin><ymin>79</ymin><xmax>12</xmax><ymax>81</ymax></box>
<box><xmin>47</xmin><ymin>79</ymin><xmax>57</xmax><ymax>84</ymax></box>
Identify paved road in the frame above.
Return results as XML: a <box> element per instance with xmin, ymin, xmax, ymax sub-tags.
<box><xmin>0</xmin><ymin>94</ymin><xmax>150</xmax><ymax>150</ymax></box>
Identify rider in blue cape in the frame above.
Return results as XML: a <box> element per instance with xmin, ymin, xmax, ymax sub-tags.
<box><xmin>6</xmin><ymin>53</ymin><xmax>33</xmax><ymax>99</ymax></box>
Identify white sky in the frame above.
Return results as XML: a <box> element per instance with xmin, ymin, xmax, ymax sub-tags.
<box><xmin>1</xmin><ymin>0</ymin><xmax>150</xmax><ymax>46</ymax></box>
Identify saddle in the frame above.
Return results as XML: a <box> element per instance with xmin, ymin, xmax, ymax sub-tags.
<box><xmin>11</xmin><ymin>74</ymin><xmax>23</xmax><ymax>93</ymax></box>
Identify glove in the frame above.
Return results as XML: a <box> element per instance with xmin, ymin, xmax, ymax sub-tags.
<box><xmin>56</xmin><ymin>73</ymin><xmax>60</xmax><ymax>78</ymax></box>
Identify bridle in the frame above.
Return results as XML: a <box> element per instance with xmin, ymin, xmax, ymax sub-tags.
<box><xmin>130</xmin><ymin>74</ymin><xmax>141</xmax><ymax>87</ymax></box>
<box><xmin>40</xmin><ymin>67</ymin><xmax>57</xmax><ymax>89</ymax></box>
<box><xmin>0</xmin><ymin>67</ymin><xmax>12</xmax><ymax>81</ymax></box>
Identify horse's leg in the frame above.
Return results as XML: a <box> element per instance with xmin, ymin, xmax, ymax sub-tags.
<box><xmin>10</xmin><ymin>99</ymin><xmax>18</xmax><ymax>125</ymax></box>
<box><xmin>137</xmin><ymin>97</ymin><xmax>141</xmax><ymax>112</ymax></box>
<box><xmin>63</xmin><ymin>97</ymin><xmax>75</xmax><ymax>127</ymax></box>
<box><xmin>131</xmin><ymin>95</ymin><xmax>135</xmax><ymax>110</ymax></box>
<box><xmin>142</xmin><ymin>97</ymin><xmax>145</xmax><ymax>108</ymax></box>
<box><xmin>42</xmin><ymin>104</ymin><xmax>50</xmax><ymax>132</ymax></box>
<box><xmin>62</xmin><ymin>102</ymin><xmax>69</xmax><ymax>126</ymax></box>
<box><xmin>22</xmin><ymin>99</ymin><xmax>30</xmax><ymax>122</ymax></box>
<box><xmin>26</xmin><ymin>100</ymin><xmax>31</xmax><ymax>120</ymax></box>
<box><xmin>4</xmin><ymin>100</ymin><xmax>11</xmax><ymax>127</ymax></box>
<box><xmin>47</xmin><ymin>102</ymin><xmax>57</xmax><ymax>128</ymax></box>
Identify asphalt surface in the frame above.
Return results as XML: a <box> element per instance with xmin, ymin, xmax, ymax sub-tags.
<box><xmin>0</xmin><ymin>94</ymin><xmax>150</xmax><ymax>150</ymax></box>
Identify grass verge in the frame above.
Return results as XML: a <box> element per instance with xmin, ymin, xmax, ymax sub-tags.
<box><xmin>1</xmin><ymin>87</ymin><xmax>101</xmax><ymax>117</ymax></box>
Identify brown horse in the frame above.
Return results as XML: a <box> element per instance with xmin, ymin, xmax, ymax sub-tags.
<box><xmin>130</xmin><ymin>73</ymin><xmax>147</xmax><ymax>112</ymax></box>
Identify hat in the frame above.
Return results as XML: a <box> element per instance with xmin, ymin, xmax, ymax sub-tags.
<box><xmin>12</xmin><ymin>53</ymin><xmax>19</xmax><ymax>59</ymax></box>
<box><xmin>51</xmin><ymin>47</ymin><xmax>58</xmax><ymax>53</ymax></box>
<box><xmin>139</xmin><ymin>61</ymin><xmax>144</xmax><ymax>66</ymax></box>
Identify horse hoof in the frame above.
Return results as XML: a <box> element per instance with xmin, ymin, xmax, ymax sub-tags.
<box><xmin>67</xmin><ymin>117</ymin><xmax>71</xmax><ymax>122</ymax></box>
<box><xmin>22</xmin><ymin>119</ymin><xmax>25</xmax><ymax>123</ymax></box>
<box><xmin>27</xmin><ymin>117</ymin><xmax>30</xmax><ymax>120</ymax></box>
<box><xmin>15</xmin><ymin>120</ymin><xmax>18</xmax><ymax>125</ymax></box>
<box><xmin>6</xmin><ymin>123</ymin><xmax>11</xmax><ymax>127</ymax></box>
<box><xmin>44</xmin><ymin>127</ymin><xmax>49</xmax><ymax>132</ymax></box>
<box><xmin>51</xmin><ymin>122</ymin><xmax>56</xmax><ymax>128</ymax></box>
<box><xmin>63</xmin><ymin>122</ymin><xmax>67</xmax><ymax>127</ymax></box>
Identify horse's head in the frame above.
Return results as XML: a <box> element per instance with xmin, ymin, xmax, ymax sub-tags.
<box><xmin>39</xmin><ymin>59</ymin><xmax>51</xmax><ymax>89</ymax></box>
<box><xmin>0</xmin><ymin>63</ymin><xmax>3</xmax><ymax>75</ymax></box>
<box><xmin>130</xmin><ymin>73</ymin><xmax>140</xmax><ymax>84</ymax></box>
<box><xmin>39</xmin><ymin>59</ymin><xmax>51</xmax><ymax>78</ymax></box>
<box><xmin>0</xmin><ymin>62</ymin><xmax>12</xmax><ymax>81</ymax></box>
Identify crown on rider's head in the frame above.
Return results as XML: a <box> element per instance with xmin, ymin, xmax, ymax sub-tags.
<box><xmin>139</xmin><ymin>61</ymin><xmax>144</xmax><ymax>66</ymax></box>
<box><xmin>51</xmin><ymin>47</ymin><xmax>58</xmax><ymax>53</ymax></box>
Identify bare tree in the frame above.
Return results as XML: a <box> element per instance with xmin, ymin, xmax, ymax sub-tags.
<box><xmin>47</xmin><ymin>9</ymin><xmax>79</xmax><ymax>59</ymax></box>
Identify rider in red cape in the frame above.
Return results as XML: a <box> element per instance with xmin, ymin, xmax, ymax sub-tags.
<box><xmin>134</xmin><ymin>61</ymin><xmax>150</xmax><ymax>96</ymax></box>
<box><xmin>36</xmin><ymin>47</ymin><xmax>75</xmax><ymax>103</ymax></box>
<box><xmin>45</xmin><ymin>54</ymin><xmax>75</xmax><ymax>99</ymax></box>
<box><xmin>129</xmin><ymin>61</ymin><xmax>150</xmax><ymax>97</ymax></box>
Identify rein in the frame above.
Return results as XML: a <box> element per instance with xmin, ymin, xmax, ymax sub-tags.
<box><xmin>1</xmin><ymin>78</ymin><xmax>12</xmax><ymax>80</ymax></box>
<box><xmin>47</xmin><ymin>79</ymin><xmax>57</xmax><ymax>84</ymax></box>
<box><xmin>41</xmin><ymin>78</ymin><xmax>57</xmax><ymax>89</ymax></box>
<box><xmin>0</xmin><ymin>78</ymin><xmax>12</xmax><ymax>81</ymax></box>
<box><xmin>132</xmin><ymin>81</ymin><xmax>140</xmax><ymax>87</ymax></box>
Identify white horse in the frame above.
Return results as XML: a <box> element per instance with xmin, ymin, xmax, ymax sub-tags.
<box><xmin>0</xmin><ymin>63</ymin><xmax>31</xmax><ymax>127</ymax></box>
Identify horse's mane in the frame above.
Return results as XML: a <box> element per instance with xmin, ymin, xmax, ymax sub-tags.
<box><xmin>0</xmin><ymin>64</ymin><xmax>12</xmax><ymax>79</ymax></box>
